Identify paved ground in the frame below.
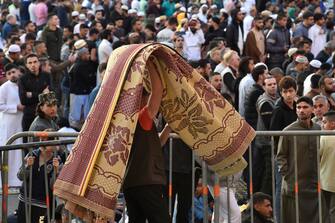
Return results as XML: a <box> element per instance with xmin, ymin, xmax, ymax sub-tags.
<box><xmin>0</xmin><ymin>190</ymin><xmax>19</xmax><ymax>219</ymax></box>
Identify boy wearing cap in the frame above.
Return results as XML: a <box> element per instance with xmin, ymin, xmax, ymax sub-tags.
<box><xmin>0</xmin><ymin>63</ymin><xmax>24</xmax><ymax>187</ymax></box>
<box><xmin>29</xmin><ymin>91</ymin><xmax>58</xmax><ymax>133</ymax></box>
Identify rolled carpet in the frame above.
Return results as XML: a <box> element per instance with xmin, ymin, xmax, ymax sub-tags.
<box><xmin>54</xmin><ymin>43</ymin><xmax>255</xmax><ymax>220</ymax></box>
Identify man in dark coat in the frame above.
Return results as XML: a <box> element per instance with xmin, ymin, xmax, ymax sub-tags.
<box><xmin>41</xmin><ymin>14</ymin><xmax>64</xmax><ymax>102</ymax></box>
<box><xmin>243</xmin><ymin>192</ymin><xmax>273</xmax><ymax>223</ymax></box>
<box><xmin>245</xmin><ymin>65</ymin><xmax>267</xmax><ymax>130</ymax></box>
<box><xmin>18</xmin><ymin>54</ymin><xmax>51</xmax><ymax>135</ymax></box>
<box><xmin>269</xmin><ymin>76</ymin><xmax>297</xmax><ymax>223</ymax></box>
<box><xmin>226</xmin><ymin>8</ymin><xmax>244</xmax><ymax>55</ymax></box>
<box><xmin>266</xmin><ymin>13</ymin><xmax>290</xmax><ymax>69</ymax></box>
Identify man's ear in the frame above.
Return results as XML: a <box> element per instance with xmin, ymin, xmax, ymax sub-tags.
<box><xmin>254</xmin><ymin>203</ymin><xmax>260</xmax><ymax>211</ymax></box>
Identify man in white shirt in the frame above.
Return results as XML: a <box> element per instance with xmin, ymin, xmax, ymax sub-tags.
<box><xmin>98</xmin><ymin>29</ymin><xmax>113</xmax><ymax>64</ymax></box>
<box><xmin>183</xmin><ymin>19</ymin><xmax>205</xmax><ymax>61</ymax></box>
<box><xmin>308</xmin><ymin>13</ymin><xmax>326</xmax><ymax>57</ymax></box>
<box><xmin>0</xmin><ymin>64</ymin><xmax>24</xmax><ymax>188</ymax></box>
<box><xmin>243</xmin><ymin>6</ymin><xmax>256</xmax><ymax>41</ymax></box>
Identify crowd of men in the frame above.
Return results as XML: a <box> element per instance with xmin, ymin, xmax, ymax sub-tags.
<box><xmin>1</xmin><ymin>0</ymin><xmax>335</xmax><ymax>222</ymax></box>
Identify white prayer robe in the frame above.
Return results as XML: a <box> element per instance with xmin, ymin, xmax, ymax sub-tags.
<box><xmin>0</xmin><ymin>80</ymin><xmax>23</xmax><ymax>187</ymax></box>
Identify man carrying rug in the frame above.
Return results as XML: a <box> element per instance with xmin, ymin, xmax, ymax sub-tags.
<box><xmin>122</xmin><ymin>60</ymin><xmax>171</xmax><ymax>223</ymax></box>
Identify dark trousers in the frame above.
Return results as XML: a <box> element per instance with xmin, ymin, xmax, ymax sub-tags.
<box><xmin>322</xmin><ymin>190</ymin><xmax>335</xmax><ymax>223</ymax></box>
<box><xmin>256</xmin><ymin>145</ymin><xmax>273</xmax><ymax>195</ymax></box>
<box><xmin>165</xmin><ymin>172</ymin><xmax>192</xmax><ymax>223</ymax></box>
<box><xmin>124</xmin><ymin>185</ymin><xmax>170</xmax><ymax>223</ymax></box>
<box><xmin>17</xmin><ymin>201</ymin><xmax>47</xmax><ymax>223</ymax></box>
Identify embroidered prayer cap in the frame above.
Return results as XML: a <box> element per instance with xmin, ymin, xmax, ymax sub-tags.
<box><xmin>295</xmin><ymin>55</ymin><xmax>308</xmax><ymax>64</ymax></box>
<box><xmin>39</xmin><ymin>91</ymin><xmax>57</xmax><ymax>105</ymax></box>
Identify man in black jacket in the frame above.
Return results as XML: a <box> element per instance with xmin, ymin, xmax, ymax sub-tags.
<box><xmin>243</xmin><ymin>192</ymin><xmax>273</xmax><ymax>223</ymax></box>
<box><xmin>41</xmin><ymin>14</ymin><xmax>64</xmax><ymax>102</ymax></box>
<box><xmin>69</xmin><ymin>48</ymin><xmax>97</xmax><ymax>129</ymax></box>
<box><xmin>18</xmin><ymin>54</ymin><xmax>51</xmax><ymax>134</ymax></box>
<box><xmin>226</xmin><ymin>8</ymin><xmax>244</xmax><ymax>55</ymax></box>
<box><xmin>244</xmin><ymin>64</ymin><xmax>267</xmax><ymax>194</ymax></box>
<box><xmin>266</xmin><ymin>13</ymin><xmax>290</xmax><ymax>69</ymax></box>
<box><xmin>269</xmin><ymin>76</ymin><xmax>297</xmax><ymax>223</ymax></box>
<box><xmin>245</xmin><ymin>65</ymin><xmax>268</xmax><ymax>130</ymax></box>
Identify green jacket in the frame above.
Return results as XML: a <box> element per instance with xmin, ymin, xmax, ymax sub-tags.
<box><xmin>277</xmin><ymin>119</ymin><xmax>321</xmax><ymax>195</ymax></box>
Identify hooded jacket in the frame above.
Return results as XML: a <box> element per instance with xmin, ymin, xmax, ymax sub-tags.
<box><xmin>269</xmin><ymin>97</ymin><xmax>297</xmax><ymax>132</ymax></box>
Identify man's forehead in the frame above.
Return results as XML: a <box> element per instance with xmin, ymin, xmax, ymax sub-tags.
<box><xmin>297</xmin><ymin>102</ymin><xmax>311</xmax><ymax>107</ymax></box>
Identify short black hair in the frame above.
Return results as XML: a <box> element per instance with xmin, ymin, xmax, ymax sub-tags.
<box><xmin>253</xmin><ymin>14</ymin><xmax>263</xmax><ymax>21</ymax></box>
<box><xmin>314</xmin><ymin>13</ymin><xmax>325</xmax><ymax>22</ymax></box>
<box><xmin>34</xmin><ymin>40</ymin><xmax>45</xmax><ymax>47</ymax></box>
<box><xmin>310</xmin><ymin>74</ymin><xmax>322</xmax><ymax>89</ymax></box>
<box><xmin>253</xmin><ymin>192</ymin><xmax>272</xmax><ymax>206</ymax></box>
<box><xmin>25</xmin><ymin>32</ymin><xmax>36</xmax><ymax>41</ymax></box>
<box><xmin>100</xmin><ymin>29</ymin><xmax>111</xmax><ymax>39</ymax></box>
<box><xmin>4</xmin><ymin>63</ymin><xmax>18</xmax><ymax>72</ymax></box>
<box><xmin>145</xmin><ymin>24</ymin><xmax>156</xmax><ymax>33</ymax></box>
<box><xmin>24</xmin><ymin>20</ymin><xmax>33</xmax><ymax>28</ymax></box>
<box><xmin>277</xmin><ymin>13</ymin><xmax>287</xmax><ymax>21</ymax></box>
<box><xmin>80</xmin><ymin>23</ymin><xmax>89</xmax><ymax>29</ymax></box>
<box><xmin>168</xmin><ymin>17</ymin><xmax>178</xmax><ymax>26</ymax></box>
<box><xmin>323</xmin><ymin>111</ymin><xmax>335</xmax><ymax>118</ymax></box>
<box><xmin>131</xmin><ymin>18</ymin><xmax>141</xmax><ymax>27</ymax></box>
<box><xmin>24</xmin><ymin>53</ymin><xmax>39</xmax><ymax>64</ymax></box>
<box><xmin>211</xmin><ymin>16</ymin><xmax>220</xmax><ymax>25</ymax></box>
<box><xmin>297</xmin><ymin>96</ymin><xmax>313</xmax><ymax>106</ymax></box>
<box><xmin>112</xmin><ymin>40</ymin><xmax>126</xmax><ymax>50</ymax></box>
<box><xmin>47</xmin><ymin>13</ymin><xmax>57</xmax><ymax>21</ymax></box>
<box><xmin>198</xmin><ymin>59</ymin><xmax>209</xmax><ymax>68</ymax></box>
<box><xmin>302</xmin><ymin>11</ymin><xmax>314</xmax><ymax>20</ymax></box>
<box><xmin>251</xmin><ymin>65</ymin><xmax>266</xmax><ymax>82</ymax></box>
<box><xmin>89</xmin><ymin>28</ymin><xmax>99</xmax><ymax>36</ymax></box>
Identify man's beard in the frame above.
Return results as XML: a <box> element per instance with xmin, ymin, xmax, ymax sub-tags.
<box><xmin>10</xmin><ymin>78</ymin><xmax>18</xmax><ymax>83</ymax></box>
<box><xmin>325</xmin><ymin>89</ymin><xmax>334</xmax><ymax>95</ymax></box>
